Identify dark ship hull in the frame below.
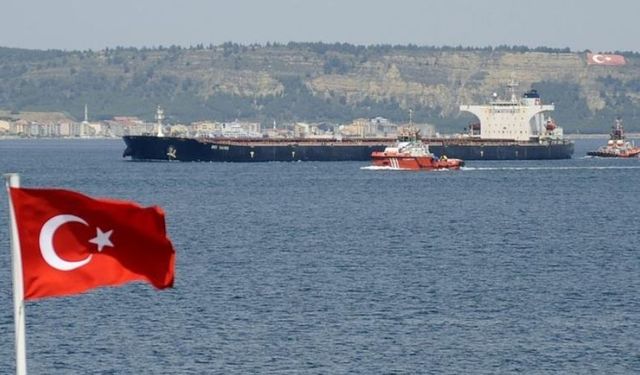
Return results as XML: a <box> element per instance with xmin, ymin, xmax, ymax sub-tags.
<box><xmin>122</xmin><ymin>135</ymin><xmax>389</xmax><ymax>162</ymax></box>
<box><xmin>431</xmin><ymin>140</ymin><xmax>574</xmax><ymax>160</ymax></box>
<box><xmin>122</xmin><ymin>135</ymin><xmax>574</xmax><ymax>162</ymax></box>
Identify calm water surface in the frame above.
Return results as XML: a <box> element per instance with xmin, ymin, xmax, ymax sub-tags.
<box><xmin>0</xmin><ymin>138</ymin><xmax>639</xmax><ymax>374</ymax></box>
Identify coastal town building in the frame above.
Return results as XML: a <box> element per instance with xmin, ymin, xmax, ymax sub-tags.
<box><xmin>0</xmin><ymin>113</ymin><xmax>411</xmax><ymax>140</ymax></box>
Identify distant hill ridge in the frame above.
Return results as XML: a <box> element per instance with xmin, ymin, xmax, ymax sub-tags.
<box><xmin>1</xmin><ymin>43</ymin><xmax>639</xmax><ymax>132</ymax></box>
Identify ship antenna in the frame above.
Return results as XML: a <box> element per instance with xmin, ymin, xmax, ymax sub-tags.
<box><xmin>155</xmin><ymin>105</ymin><xmax>165</xmax><ymax>137</ymax></box>
<box><xmin>409</xmin><ymin>108</ymin><xmax>413</xmax><ymax>126</ymax></box>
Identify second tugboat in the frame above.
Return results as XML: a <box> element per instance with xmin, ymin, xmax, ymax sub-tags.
<box><xmin>587</xmin><ymin>118</ymin><xmax>640</xmax><ymax>158</ymax></box>
<box><xmin>371</xmin><ymin>127</ymin><xmax>464</xmax><ymax>170</ymax></box>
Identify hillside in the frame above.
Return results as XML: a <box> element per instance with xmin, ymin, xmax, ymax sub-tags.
<box><xmin>1</xmin><ymin>43</ymin><xmax>639</xmax><ymax>132</ymax></box>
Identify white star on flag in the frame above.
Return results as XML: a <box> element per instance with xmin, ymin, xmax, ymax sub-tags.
<box><xmin>89</xmin><ymin>227</ymin><xmax>114</xmax><ymax>252</ymax></box>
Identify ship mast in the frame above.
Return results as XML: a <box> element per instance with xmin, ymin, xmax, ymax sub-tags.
<box><xmin>155</xmin><ymin>105</ymin><xmax>165</xmax><ymax>137</ymax></box>
<box><xmin>507</xmin><ymin>79</ymin><xmax>519</xmax><ymax>103</ymax></box>
<box><xmin>612</xmin><ymin>117</ymin><xmax>624</xmax><ymax>140</ymax></box>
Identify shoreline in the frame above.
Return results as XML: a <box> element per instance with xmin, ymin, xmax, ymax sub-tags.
<box><xmin>3</xmin><ymin>133</ymin><xmax>639</xmax><ymax>141</ymax></box>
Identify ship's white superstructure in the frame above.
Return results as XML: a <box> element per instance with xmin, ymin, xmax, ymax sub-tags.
<box><xmin>459</xmin><ymin>81</ymin><xmax>563</xmax><ymax>142</ymax></box>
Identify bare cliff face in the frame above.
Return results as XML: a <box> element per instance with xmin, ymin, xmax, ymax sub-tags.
<box><xmin>169</xmin><ymin>46</ymin><xmax>639</xmax><ymax>129</ymax></box>
<box><xmin>309</xmin><ymin>50</ymin><xmax>629</xmax><ymax>115</ymax></box>
<box><xmin>1</xmin><ymin>44</ymin><xmax>638</xmax><ymax>131</ymax></box>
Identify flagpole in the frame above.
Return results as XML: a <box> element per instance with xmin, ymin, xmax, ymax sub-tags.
<box><xmin>4</xmin><ymin>173</ymin><xmax>27</xmax><ymax>375</ymax></box>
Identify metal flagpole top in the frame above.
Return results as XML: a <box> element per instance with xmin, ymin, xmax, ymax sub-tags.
<box><xmin>4</xmin><ymin>173</ymin><xmax>20</xmax><ymax>187</ymax></box>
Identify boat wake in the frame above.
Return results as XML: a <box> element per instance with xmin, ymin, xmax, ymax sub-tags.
<box><xmin>363</xmin><ymin>165</ymin><xmax>640</xmax><ymax>172</ymax></box>
<box><xmin>461</xmin><ymin>165</ymin><xmax>640</xmax><ymax>171</ymax></box>
<box><xmin>361</xmin><ymin>166</ymin><xmax>455</xmax><ymax>171</ymax></box>
<box><xmin>361</xmin><ymin>165</ymin><xmax>410</xmax><ymax>171</ymax></box>
<box><xmin>582</xmin><ymin>155</ymin><xmax>640</xmax><ymax>159</ymax></box>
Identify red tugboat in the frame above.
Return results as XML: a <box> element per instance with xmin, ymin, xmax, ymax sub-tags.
<box><xmin>587</xmin><ymin>118</ymin><xmax>640</xmax><ymax>158</ymax></box>
<box><xmin>371</xmin><ymin>127</ymin><xmax>464</xmax><ymax>170</ymax></box>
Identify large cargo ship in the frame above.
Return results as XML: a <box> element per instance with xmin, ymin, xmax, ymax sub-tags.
<box><xmin>122</xmin><ymin>83</ymin><xmax>573</xmax><ymax>162</ymax></box>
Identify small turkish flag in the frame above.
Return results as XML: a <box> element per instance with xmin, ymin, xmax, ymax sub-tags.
<box><xmin>9</xmin><ymin>187</ymin><xmax>176</xmax><ymax>300</ymax></box>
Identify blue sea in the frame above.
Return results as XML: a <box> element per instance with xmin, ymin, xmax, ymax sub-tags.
<box><xmin>1</xmin><ymin>138</ymin><xmax>639</xmax><ymax>374</ymax></box>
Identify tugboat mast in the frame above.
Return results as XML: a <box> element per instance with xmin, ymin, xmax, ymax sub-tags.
<box><xmin>611</xmin><ymin>117</ymin><xmax>624</xmax><ymax>140</ymax></box>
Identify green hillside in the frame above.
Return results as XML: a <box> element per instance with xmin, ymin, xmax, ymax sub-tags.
<box><xmin>1</xmin><ymin>43</ymin><xmax>638</xmax><ymax>132</ymax></box>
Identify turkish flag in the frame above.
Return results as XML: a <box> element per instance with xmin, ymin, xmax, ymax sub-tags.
<box><xmin>586</xmin><ymin>53</ymin><xmax>626</xmax><ymax>66</ymax></box>
<box><xmin>9</xmin><ymin>187</ymin><xmax>176</xmax><ymax>300</ymax></box>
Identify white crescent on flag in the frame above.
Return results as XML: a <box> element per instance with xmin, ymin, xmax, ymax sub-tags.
<box><xmin>39</xmin><ymin>214</ymin><xmax>93</xmax><ymax>271</ymax></box>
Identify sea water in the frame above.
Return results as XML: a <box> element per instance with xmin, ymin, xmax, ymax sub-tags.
<box><xmin>0</xmin><ymin>138</ymin><xmax>639</xmax><ymax>374</ymax></box>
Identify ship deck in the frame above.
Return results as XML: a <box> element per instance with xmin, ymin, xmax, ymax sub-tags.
<box><xmin>191</xmin><ymin>136</ymin><xmax>572</xmax><ymax>147</ymax></box>
<box><xmin>196</xmin><ymin>137</ymin><xmax>394</xmax><ymax>146</ymax></box>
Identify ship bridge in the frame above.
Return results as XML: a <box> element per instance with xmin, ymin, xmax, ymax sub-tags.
<box><xmin>460</xmin><ymin>89</ymin><xmax>555</xmax><ymax>141</ymax></box>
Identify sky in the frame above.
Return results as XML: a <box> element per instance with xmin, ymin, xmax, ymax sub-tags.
<box><xmin>3</xmin><ymin>0</ymin><xmax>639</xmax><ymax>52</ymax></box>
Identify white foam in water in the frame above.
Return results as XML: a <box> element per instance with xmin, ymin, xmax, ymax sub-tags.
<box><xmin>361</xmin><ymin>166</ymin><xmax>456</xmax><ymax>171</ymax></box>
<box><xmin>361</xmin><ymin>165</ymin><xmax>407</xmax><ymax>171</ymax></box>
<box><xmin>461</xmin><ymin>165</ymin><xmax>640</xmax><ymax>171</ymax></box>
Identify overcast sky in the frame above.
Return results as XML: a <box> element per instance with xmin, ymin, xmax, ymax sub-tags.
<box><xmin>3</xmin><ymin>0</ymin><xmax>638</xmax><ymax>52</ymax></box>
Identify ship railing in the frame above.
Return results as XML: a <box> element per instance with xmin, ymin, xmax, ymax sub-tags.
<box><xmin>421</xmin><ymin>137</ymin><xmax>573</xmax><ymax>146</ymax></box>
<box><xmin>200</xmin><ymin>136</ymin><xmax>396</xmax><ymax>146</ymax></box>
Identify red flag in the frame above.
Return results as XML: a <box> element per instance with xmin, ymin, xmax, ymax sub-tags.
<box><xmin>586</xmin><ymin>53</ymin><xmax>626</xmax><ymax>66</ymax></box>
<box><xmin>9</xmin><ymin>187</ymin><xmax>175</xmax><ymax>300</ymax></box>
